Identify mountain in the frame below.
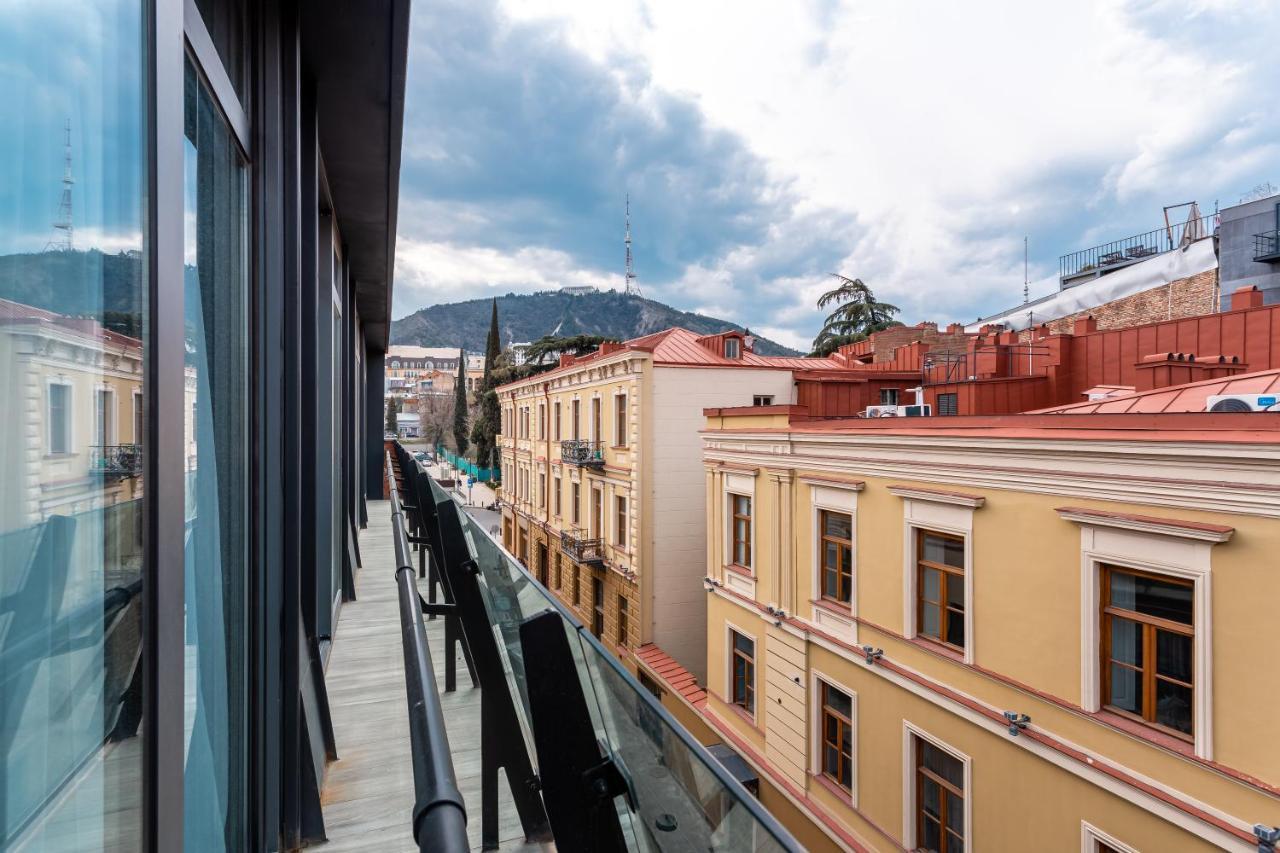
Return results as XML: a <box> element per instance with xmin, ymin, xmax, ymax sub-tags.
<box><xmin>390</xmin><ymin>289</ymin><xmax>801</xmax><ymax>356</ymax></box>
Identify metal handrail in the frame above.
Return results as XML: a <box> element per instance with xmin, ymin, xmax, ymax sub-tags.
<box><xmin>386</xmin><ymin>453</ymin><xmax>469</xmax><ymax>853</ymax></box>
<box><xmin>1059</xmin><ymin>213</ymin><xmax>1216</xmax><ymax>281</ymax></box>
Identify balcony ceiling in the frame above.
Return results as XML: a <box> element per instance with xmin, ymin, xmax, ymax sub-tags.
<box><xmin>303</xmin><ymin>0</ymin><xmax>411</xmax><ymax>352</ymax></box>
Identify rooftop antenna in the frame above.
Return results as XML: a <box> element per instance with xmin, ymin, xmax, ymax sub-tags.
<box><xmin>45</xmin><ymin>119</ymin><xmax>74</xmax><ymax>252</ymax></box>
<box><xmin>624</xmin><ymin>194</ymin><xmax>642</xmax><ymax>297</ymax></box>
<box><xmin>1022</xmin><ymin>236</ymin><xmax>1029</xmax><ymax>304</ymax></box>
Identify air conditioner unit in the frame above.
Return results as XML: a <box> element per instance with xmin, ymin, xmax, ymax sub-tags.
<box><xmin>863</xmin><ymin>405</ymin><xmax>898</xmax><ymax>418</ymax></box>
<box><xmin>1205</xmin><ymin>394</ymin><xmax>1279</xmax><ymax>413</ymax></box>
<box><xmin>862</xmin><ymin>404</ymin><xmax>933</xmax><ymax>418</ymax></box>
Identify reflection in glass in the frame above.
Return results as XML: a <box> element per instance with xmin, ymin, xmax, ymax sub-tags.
<box><xmin>183</xmin><ymin>57</ymin><xmax>249</xmax><ymax>852</ymax></box>
<box><xmin>0</xmin><ymin>0</ymin><xmax>146</xmax><ymax>847</ymax></box>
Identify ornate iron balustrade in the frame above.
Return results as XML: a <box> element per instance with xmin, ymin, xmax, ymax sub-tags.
<box><xmin>90</xmin><ymin>444</ymin><xmax>143</xmax><ymax>478</ymax></box>
<box><xmin>560</xmin><ymin>527</ymin><xmax>604</xmax><ymax>566</ymax></box>
<box><xmin>560</xmin><ymin>439</ymin><xmax>603</xmax><ymax>467</ymax></box>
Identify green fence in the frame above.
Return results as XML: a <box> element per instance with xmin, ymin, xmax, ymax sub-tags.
<box><xmin>435</xmin><ymin>445</ymin><xmax>500</xmax><ymax>483</ymax></box>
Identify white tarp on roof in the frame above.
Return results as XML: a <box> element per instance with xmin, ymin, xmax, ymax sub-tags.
<box><xmin>966</xmin><ymin>236</ymin><xmax>1217</xmax><ymax>333</ymax></box>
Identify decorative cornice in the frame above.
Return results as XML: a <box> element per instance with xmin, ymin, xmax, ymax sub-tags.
<box><xmin>1055</xmin><ymin>507</ymin><xmax>1234</xmax><ymax>543</ymax></box>
<box><xmin>798</xmin><ymin>475</ymin><xmax>866</xmax><ymax>491</ymax></box>
<box><xmin>887</xmin><ymin>485</ymin><xmax>985</xmax><ymax>508</ymax></box>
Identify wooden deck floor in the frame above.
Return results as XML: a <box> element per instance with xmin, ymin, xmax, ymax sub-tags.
<box><xmin>319</xmin><ymin>500</ymin><xmax>550</xmax><ymax>852</ymax></box>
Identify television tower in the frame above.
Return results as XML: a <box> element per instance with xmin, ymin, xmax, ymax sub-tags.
<box><xmin>46</xmin><ymin>119</ymin><xmax>74</xmax><ymax>252</ymax></box>
<box><xmin>624</xmin><ymin>195</ymin><xmax>642</xmax><ymax>297</ymax></box>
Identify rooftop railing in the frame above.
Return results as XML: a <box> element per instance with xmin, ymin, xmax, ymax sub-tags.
<box><xmin>388</xmin><ymin>439</ymin><xmax>800</xmax><ymax>852</ymax></box>
<box><xmin>1059</xmin><ymin>214</ymin><xmax>1216</xmax><ymax>284</ymax></box>
<box><xmin>1254</xmin><ymin>229</ymin><xmax>1280</xmax><ymax>263</ymax></box>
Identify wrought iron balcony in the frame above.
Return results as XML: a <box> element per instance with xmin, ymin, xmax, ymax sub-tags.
<box><xmin>560</xmin><ymin>438</ymin><xmax>604</xmax><ymax>467</ymax></box>
<box><xmin>560</xmin><ymin>526</ymin><xmax>605</xmax><ymax>566</ymax></box>
<box><xmin>1254</xmin><ymin>229</ymin><xmax>1280</xmax><ymax>263</ymax></box>
<box><xmin>90</xmin><ymin>444</ymin><xmax>143</xmax><ymax>478</ymax></box>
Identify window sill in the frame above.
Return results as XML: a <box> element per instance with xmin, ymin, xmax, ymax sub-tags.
<box><xmin>1094</xmin><ymin>708</ymin><xmax>1195</xmax><ymax>755</ymax></box>
<box><xmin>714</xmin><ymin>692</ymin><xmax>761</xmax><ymax>732</ymax></box>
<box><xmin>910</xmin><ymin>635</ymin><xmax>965</xmax><ymax>662</ymax></box>
<box><xmin>44</xmin><ymin>452</ymin><xmax>78</xmax><ymax>460</ymax></box>
<box><xmin>811</xmin><ymin>597</ymin><xmax>853</xmax><ymax>618</ymax></box>
<box><xmin>809</xmin><ymin>772</ymin><xmax>854</xmax><ymax>804</ymax></box>
<box><xmin>724</xmin><ymin>563</ymin><xmax>754</xmax><ymax>578</ymax></box>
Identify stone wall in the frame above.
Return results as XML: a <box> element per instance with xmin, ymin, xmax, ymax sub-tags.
<box><xmin>1024</xmin><ymin>269</ymin><xmax>1218</xmax><ymax>339</ymax></box>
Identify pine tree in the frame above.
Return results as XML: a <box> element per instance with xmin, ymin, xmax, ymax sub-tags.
<box><xmin>452</xmin><ymin>348</ymin><xmax>469</xmax><ymax>456</ymax></box>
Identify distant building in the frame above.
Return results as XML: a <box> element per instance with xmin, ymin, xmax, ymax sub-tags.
<box><xmin>559</xmin><ymin>285</ymin><xmax>598</xmax><ymax>296</ymax></box>
<box><xmin>1217</xmin><ymin>193</ymin><xmax>1280</xmax><ymax>308</ymax></box>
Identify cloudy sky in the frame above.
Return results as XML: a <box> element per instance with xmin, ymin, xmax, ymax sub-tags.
<box><xmin>395</xmin><ymin>0</ymin><xmax>1278</xmax><ymax>351</ymax></box>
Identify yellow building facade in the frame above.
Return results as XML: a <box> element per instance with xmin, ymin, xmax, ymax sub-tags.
<box><xmin>690</xmin><ymin>407</ymin><xmax>1280</xmax><ymax>852</ymax></box>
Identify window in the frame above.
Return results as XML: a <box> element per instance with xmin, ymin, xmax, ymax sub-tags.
<box><xmin>553</xmin><ymin>552</ymin><xmax>562</xmax><ymax>589</ymax></box>
<box><xmin>915</xmin><ymin>738</ymin><xmax>965</xmax><ymax>853</ymax></box>
<box><xmin>820</xmin><ymin>682</ymin><xmax>854</xmax><ymax>791</ymax></box>
<box><xmin>94</xmin><ymin>388</ymin><xmax>114</xmax><ymax>445</ymax></box>
<box><xmin>730</xmin><ymin>630</ymin><xmax>755</xmax><ymax>715</ymax></box>
<box><xmin>572</xmin><ymin>482</ymin><xmax>580</xmax><ymax>524</ymax></box>
<box><xmin>133</xmin><ymin>391</ymin><xmax>144</xmax><ymax>444</ymax></box>
<box><xmin>614</xmin><ymin>393</ymin><xmax>627</xmax><ymax>446</ymax></box>
<box><xmin>537</xmin><ymin>472</ymin><xmax>545</xmax><ymax>508</ymax></box>
<box><xmin>592</xmin><ymin>578</ymin><xmax>605</xmax><ymax>637</ymax></box>
<box><xmin>917</xmin><ymin>531</ymin><xmax>965</xmax><ymax>650</ymax></box>
<box><xmin>591</xmin><ymin>396</ymin><xmax>602</xmax><ymax>443</ymax></box>
<box><xmin>537</xmin><ymin>403</ymin><xmax>545</xmax><ymax>439</ymax></box>
<box><xmin>937</xmin><ymin>393</ymin><xmax>958</xmax><ymax>416</ymax></box>
<box><xmin>571</xmin><ymin>398</ymin><xmax>580</xmax><ymax>439</ymax></box>
<box><xmin>639</xmin><ymin>671</ymin><xmax>663</xmax><ymax>700</ymax></box>
<box><xmin>752</xmin><ymin>394</ymin><xmax>773</xmax><ymax>406</ymax></box>
<box><xmin>724</xmin><ymin>337</ymin><xmax>741</xmax><ymax>359</ymax></box>
<box><xmin>553</xmin><ymin>401</ymin><xmax>561</xmax><ymax>441</ymax></box>
<box><xmin>617</xmin><ymin>595</ymin><xmax>629</xmax><ymax>645</ymax></box>
<box><xmin>1101</xmin><ymin>565</ymin><xmax>1194</xmax><ymax>738</ymax></box>
<box><xmin>880</xmin><ymin>388</ymin><xmax>899</xmax><ymax>406</ymax></box>
<box><xmin>820</xmin><ymin>510</ymin><xmax>853</xmax><ymax>604</ymax></box>
<box><xmin>48</xmin><ymin>382</ymin><xmax>71</xmax><ymax>454</ymax></box>
<box><xmin>553</xmin><ymin>475</ymin><xmax>561</xmax><ymax>516</ymax></box>
<box><xmin>731</xmin><ymin>494</ymin><xmax>752</xmax><ymax>568</ymax></box>
<box><xmin>614</xmin><ymin>495</ymin><xmax>627</xmax><ymax>547</ymax></box>
<box><xmin>590</xmin><ymin>487</ymin><xmax>602</xmax><ymax>538</ymax></box>
<box><xmin>572</xmin><ymin>565</ymin><xmax>580</xmax><ymax>606</ymax></box>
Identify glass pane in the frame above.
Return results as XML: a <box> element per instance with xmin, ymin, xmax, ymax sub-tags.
<box><xmin>823</xmin><ymin>511</ymin><xmax>851</xmax><ymax>540</ymax></box>
<box><xmin>920</xmin><ymin>817</ymin><xmax>941</xmax><ymax>852</ymax></box>
<box><xmin>946</xmin><ymin>573</ymin><xmax>964</xmax><ymax>609</ymax></box>
<box><xmin>1109</xmin><ymin>616</ymin><xmax>1142</xmax><ymax>666</ymax></box>
<box><xmin>946</xmin><ymin>791</ymin><xmax>964</xmax><ymax>833</ymax></box>
<box><xmin>1155</xmin><ymin>680</ymin><xmax>1193</xmax><ymax>734</ymax></box>
<box><xmin>922</xmin><ymin>742</ymin><xmax>963</xmax><ymax>788</ymax></box>
<box><xmin>1108</xmin><ymin>663</ymin><xmax>1142</xmax><ymax>715</ymax></box>
<box><xmin>1156</xmin><ymin>630</ymin><xmax>1192</xmax><ymax>683</ymax></box>
<box><xmin>921</xmin><ymin>602</ymin><xmax>941</xmax><ymax>637</ymax></box>
<box><xmin>1110</xmin><ymin>570</ymin><xmax>1192</xmax><ymax>625</ymax></box>
<box><xmin>193</xmin><ymin>0</ymin><xmax>249</xmax><ymax>106</ymax></box>
<box><xmin>922</xmin><ymin>566</ymin><xmax>941</xmax><ymax>602</ymax></box>
<box><xmin>823</xmin><ymin>745</ymin><xmax>838</xmax><ymax>777</ymax></box>
<box><xmin>920</xmin><ymin>775</ymin><xmax>941</xmax><ymax>817</ymax></box>
<box><xmin>734</xmin><ymin>632</ymin><xmax>753</xmax><ymax>657</ymax></box>
<box><xmin>922</xmin><ymin>533</ymin><xmax>963</xmax><ymax>567</ymax></box>
<box><xmin>823</xmin><ymin>564</ymin><xmax>838</xmax><ymax>598</ymax></box>
<box><xmin>183</xmin><ymin>56</ymin><xmax>249</xmax><ymax>852</ymax></box>
<box><xmin>944</xmin><ymin>610</ymin><xmax>965</xmax><ymax>647</ymax></box>
<box><xmin>824</xmin><ymin>685</ymin><xmax>852</xmax><ymax>718</ymax></box>
<box><xmin>0</xmin><ymin>0</ymin><xmax>146</xmax><ymax>846</ymax></box>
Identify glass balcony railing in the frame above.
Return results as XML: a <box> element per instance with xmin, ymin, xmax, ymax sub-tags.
<box><xmin>389</xmin><ymin>440</ymin><xmax>799</xmax><ymax>852</ymax></box>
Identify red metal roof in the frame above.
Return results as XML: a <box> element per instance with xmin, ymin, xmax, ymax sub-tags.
<box><xmin>635</xmin><ymin>643</ymin><xmax>707</xmax><ymax>708</ymax></box>
<box><xmin>1031</xmin><ymin>368</ymin><xmax>1280</xmax><ymax>414</ymax></box>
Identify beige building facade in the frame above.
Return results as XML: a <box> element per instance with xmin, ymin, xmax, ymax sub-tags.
<box><xmin>677</xmin><ymin>406</ymin><xmax>1280</xmax><ymax>852</ymax></box>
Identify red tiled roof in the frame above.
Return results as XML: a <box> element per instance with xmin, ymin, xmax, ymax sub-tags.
<box><xmin>635</xmin><ymin>643</ymin><xmax>707</xmax><ymax>708</ymax></box>
<box><xmin>1031</xmin><ymin>368</ymin><xmax>1280</xmax><ymax>414</ymax></box>
<box><xmin>0</xmin><ymin>297</ymin><xmax>142</xmax><ymax>350</ymax></box>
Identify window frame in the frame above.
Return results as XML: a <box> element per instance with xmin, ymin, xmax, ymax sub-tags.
<box><xmin>730</xmin><ymin>493</ymin><xmax>753</xmax><ymax>570</ymax></box>
<box><xmin>614</xmin><ymin>494</ymin><xmax>627</xmax><ymax>549</ymax></box>
<box><xmin>46</xmin><ymin>378</ymin><xmax>74</xmax><ymax>455</ymax></box>
<box><xmin>613</xmin><ymin>392</ymin><xmax>627</xmax><ymax>447</ymax></box>
<box><xmin>752</xmin><ymin>394</ymin><xmax>773</xmax><ymax>406</ymax></box>
<box><xmin>591</xmin><ymin>576</ymin><xmax>605</xmax><ymax>638</ymax></box>
<box><xmin>817</xmin><ymin>679</ymin><xmax>855</xmax><ymax>795</ymax></box>
<box><xmin>1099</xmin><ymin>563</ymin><xmax>1195</xmax><ymax>742</ymax></box>
<box><xmin>724</xmin><ymin>337</ymin><xmax>740</xmax><ymax>359</ymax></box>
<box><xmin>94</xmin><ymin>385</ymin><xmax>117</xmax><ymax>446</ymax></box>
<box><xmin>553</xmin><ymin>474</ymin><xmax>561</xmax><ymax>517</ymax></box>
<box><xmin>553</xmin><ymin>400</ymin><xmax>561</xmax><ymax>441</ymax></box>
<box><xmin>915</xmin><ymin>529</ymin><xmax>967</xmax><ymax>652</ymax></box>
<box><xmin>727</xmin><ymin>625</ymin><xmax>756</xmax><ymax>718</ymax></box>
<box><xmin>903</xmin><ymin>723</ymin><xmax>970</xmax><ymax>853</ymax></box>
<box><xmin>617</xmin><ymin>594</ymin><xmax>628</xmax><ymax>645</ymax></box>
<box><xmin>1081</xmin><ymin>821</ymin><xmax>1139</xmax><ymax>853</ymax></box>
<box><xmin>819</xmin><ymin>509</ymin><xmax>854</xmax><ymax>606</ymax></box>
<box><xmin>571</xmin><ymin>481</ymin><xmax>580</xmax><ymax>524</ymax></box>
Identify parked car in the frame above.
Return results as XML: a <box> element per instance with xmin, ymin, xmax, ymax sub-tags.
<box><xmin>413</xmin><ymin>450</ymin><xmax>429</xmax><ymax>465</ymax></box>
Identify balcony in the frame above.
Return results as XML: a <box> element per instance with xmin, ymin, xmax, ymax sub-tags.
<box><xmin>89</xmin><ymin>444</ymin><xmax>143</xmax><ymax>479</ymax></box>
<box><xmin>560</xmin><ymin>438</ymin><xmax>604</xmax><ymax>467</ymax></box>
<box><xmin>1059</xmin><ymin>214</ymin><xmax>1217</xmax><ymax>287</ymax></box>
<box><xmin>329</xmin><ymin>442</ymin><xmax>799</xmax><ymax>851</ymax></box>
<box><xmin>560</xmin><ymin>526</ymin><xmax>605</xmax><ymax>567</ymax></box>
<box><xmin>1254</xmin><ymin>229</ymin><xmax>1280</xmax><ymax>263</ymax></box>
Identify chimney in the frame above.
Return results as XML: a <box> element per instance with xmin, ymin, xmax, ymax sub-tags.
<box><xmin>558</xmin><ymin>354</ymin><xmax>576</xmax><ymax>368</ymax></box>
<box><xmin>1230</xmin><ymin>285</ymin><xmax>1264</xmax><ymax>311</ymax></box>
<box><xmin>1072</xmin><ymin>316</ymin><xmax>1097</xmax><ymax>335</ymax></box>
<box><xmin>599</xmin><ymin>341</ymin><xmax>623</xmax><ymax>356</ymax></box>
<box><xmin>946</xmin><ymin>322</ymin><xmax>964</xmax><ymax>334</ymax></box>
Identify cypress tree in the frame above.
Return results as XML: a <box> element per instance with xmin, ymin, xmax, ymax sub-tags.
<box><xmin>452</xmin><ymin>347</ymin><xmax>469</xmax><ymax>456</ymax></box>
<box><xmin>470</xmin><ymin>298</ymin><xmax>502</xmax><ymax>471</ymax></box>
<box><xmin>385</xmin><ymin>396</ymin><xmax>398</xmax><ymax>435</ymax></box>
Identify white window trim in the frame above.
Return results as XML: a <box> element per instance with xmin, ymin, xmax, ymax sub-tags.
<box><xmin>725</xmin><ymin>620</ymin><xmax>757</xmax><ymax>720</ymax></box>
<box><xmin>1075</xmin><ymin>523</ymin><xmax>1215</xmax><ymax>760</ymax></box>
<box><xmin>722</xmin><ymin>473</ymin><xmax>757</xmax><ymax>573</ymax></box>
<box><xmin>589</xmin><ymin>393</ymin><xmax>603</xmax><ymax>444</ymax></box>
<box><xmin>46</xmin><ymin>377</ymin><xmax>74</xmax><ymax>455</ymax></box>
<box><xmin>613</xmin><ymin>390</ymin><xmax>628</xmax><ymax>448</ymax></box>
<box><xmin>811</xmin><ymin>668</ymin><xmax>858</xmax><ymax>806</ymax></box>
<box><xmin>613</xmin><ymin>493</ymin><xmax>628</xmax><ymax>550</ymax></box>
<box><xmin>900</xmin><ymin>495</ymin><xmax>977</xmax><ymax>664</ymax></box>
<box><xmin>94</xmin><ymin>383</ymin><xmax>117</xmax><ymax>446</ymax></box>
<box><xmin>902</xmin><ymin>722</ymin><xmax>971</xmax><ymax>853</ymax></box>
<box><xmin>810</xmin><ymin>485</ymin><xmax>859</xmax><ymax>638</ymax></box>
<box><xmin>1081</xmin><ymin>821</ymin><xmax>1139</xmax><ymax>853</ymax></box>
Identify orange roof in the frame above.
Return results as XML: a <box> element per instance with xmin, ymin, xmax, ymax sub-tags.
<box><xmin>1031</xmin><ymin>369</ymin><xmax>1280</xmax><ymax>415</ymax></box>
<box><xmin>635</xmin><ymin>643</ymin><xmax>707</xmax><ymax>708</ymax></box>
<box><xmin>0</xmin><ymin>297</ymin><xmax>142</xmax><ymax>350</ymax></box>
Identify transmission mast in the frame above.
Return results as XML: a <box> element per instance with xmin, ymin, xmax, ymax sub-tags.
<box><xmin>46</xmin><ymin>119</ymin><xmax>74</xmax><ymax>252</ymax></box>
<box><xmin>624</xmin><ymin>195</ymin><xmax>642</xmax><ymax>297</ymax></box>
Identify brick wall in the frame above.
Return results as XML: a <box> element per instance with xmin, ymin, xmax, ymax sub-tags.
<box><xmin>869</xmin><ymin>322</ymin><xmax>971</xmax><ymax>363</ymax></box>
<box><xmin>1025</xmin><ymin>270</ymin><xmax>1218</xmax><ymax>340</ymax></box>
